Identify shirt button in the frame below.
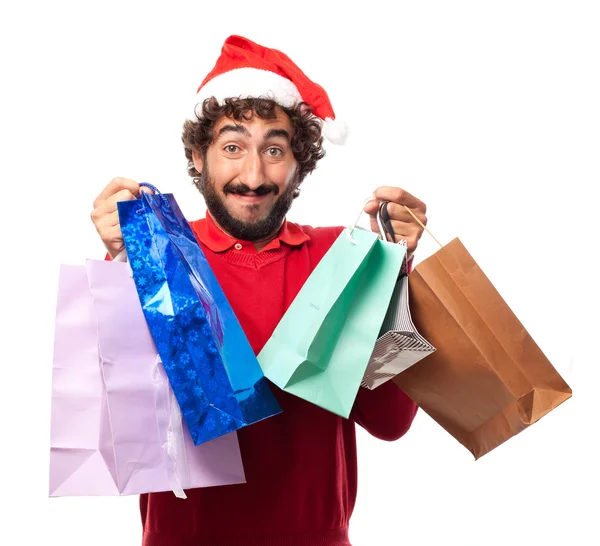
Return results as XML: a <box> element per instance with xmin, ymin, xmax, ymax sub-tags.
<box><xmin>234</xmin><ymin>243</ymin><xmax>243</xmax><ymax>250</ymax></box>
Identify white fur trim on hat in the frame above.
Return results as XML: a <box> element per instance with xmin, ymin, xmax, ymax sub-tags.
<box><xmin>322</xmin><ymin>117</ymin><xmax>349</xmax><ymax>145</ymax></box>
<box><xmin>194</xmin><ymin>67</ymin><xmax>303</xmax><ymax>118</ymax></box>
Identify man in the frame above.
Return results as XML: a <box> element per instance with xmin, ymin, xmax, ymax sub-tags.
<box><xmin>91</xmin><ymin>35</ymin><xmax>427</xmax><ymax>546</ymax></box>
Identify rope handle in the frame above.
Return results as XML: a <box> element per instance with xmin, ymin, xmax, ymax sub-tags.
<box><xmin>400</xmin><ymin>204</ymin><xmax>443</xmax><ymax>249</ymax></box>
<box><xmin>139</xmin><ymin>181</ymin><xmax>161</xmax><ymax>195</ymax></box>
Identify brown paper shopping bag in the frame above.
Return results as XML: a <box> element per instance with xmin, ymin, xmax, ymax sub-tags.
<box><xmin>393</xmin><ymin>213</ymin><xmax>572</xmax><ymax>459</ymax></box>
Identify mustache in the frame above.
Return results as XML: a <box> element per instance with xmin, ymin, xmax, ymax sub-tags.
<box><xmin>223</xmin><ymin>182</ymin><xmax>279</xmax><ymax>196</ymax></box>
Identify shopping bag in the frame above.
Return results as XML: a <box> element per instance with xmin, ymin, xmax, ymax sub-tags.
<box><xmin>361</xmin><ymin>202</ymin><xmax>436</xmax><ymax>390</ymax></box>
<box><xmin>118</xmin><ymin>186</ymin><xmax>281</xmax><ymax>446</ymax></box>
<box><xmin>393</xmin><ymin>236</ymin><xmax>572</xmax><ymax>459</ymax></box>
<box><xmin>361</xmin><ymin>271</ymin><xmax>436</xmax><ymax>390</ymax></box>
<box><xmin>258</xmin><ymin>221</ymin><xmax>406</xmax><ymax>418</ymax></box>
<box><xmin>49</xmin><ymin>261</ymin><xmax>246</xmax><ymax>496</ymax></box>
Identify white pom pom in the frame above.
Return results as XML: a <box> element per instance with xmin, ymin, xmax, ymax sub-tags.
<box><xmin>323</xmin><ymin>117</ymin><xmax>349</xmax><ymax>145</ymax></box>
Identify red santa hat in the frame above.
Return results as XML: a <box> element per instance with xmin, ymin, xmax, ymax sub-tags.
<box><xmin>193</xmin><ymin>35</ymin><xmax>349</xmax><ymax>145</ymax></box>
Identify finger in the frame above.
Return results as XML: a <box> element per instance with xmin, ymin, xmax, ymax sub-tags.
<box><xmin>95</xmin><ymin>223</ymin><xmax>126</xmax><ymax>255</ymax></box>
<box><xmin>91</xmin><ymin>209</ymin><xmax>120</xmax><ymax>230</ymax></box>
<box><xmin>384</xmin><ymin>202</ymin><xmax>427</xmax><ymax>226</ymax></box>
<box><xmin>363</xmin><ymin>197</ymin><xmax>380</xmax><ymax>216</ymax></box>
<box><xmin>94</xmin><ymin>177</ymin><xmax>141</xmax><ymax>206</ymax></box>
<box><xmin>369</xmin><ymin>217</ymin><xmax>420</xmax><ymax>252</ymax></box>
<box><xmin>369</xmin><ymin>216</ymin><xmax>394</xmax><ymax>242</ymax></box>
<box><xmin>387</xmin><ymin>219</ymin><xmax>424</xmax><ymax>240</ymax></box>
<box><xmin>368</xmin><ymin>216</ymin><xmax>412</xmax><ymax>240</ymax></box>
<box><xmin>103</xmin><ymin>189</ymin><xmax>138</xmax><ymax>210</ymax></box>
<box><xmin>364</xmin><ymin>201</ymin><xmax>428</xmax><ymax>231</ymax></box>
<box><xmin>102</xmin><ymin>224</ymin><xmax>125</xmax><ymax>245</ymax></box>
<box><xmin>372</xmin><ymin>186</ymin><xmax>426</xmax><ymax>212</ymax></box>
<box><xmin>91</xmin><ymin>196</ymin><xmax>120</xmax><ymax>219</ymax></box>
<box><xmin>91</xmin><ymin>191</ymin><xmax>136</xmax><ymax>228</ymax></box>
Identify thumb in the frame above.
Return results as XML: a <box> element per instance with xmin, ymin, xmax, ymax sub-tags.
<box><xmin>363</xmin><ymin>197</ymin><xmax>380</xmax><ymax>216</ymax></box>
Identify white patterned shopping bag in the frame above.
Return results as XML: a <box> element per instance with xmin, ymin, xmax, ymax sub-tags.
<box><xmin>361</xmin><ymin>271</ymin><xmax>436</xmax><ymax>390</ymax></box>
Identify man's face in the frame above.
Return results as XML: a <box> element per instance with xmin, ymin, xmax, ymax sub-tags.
<box><xmin>192</xmin><ymin>107</ymin><xmax>300</xmax><ymax>241</ymax></box>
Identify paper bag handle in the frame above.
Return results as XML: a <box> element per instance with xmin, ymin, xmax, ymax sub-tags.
<box><xmin>401</xmin><ymin>204</ymin><xmax>444</xmax><ymax>249</ymax></box>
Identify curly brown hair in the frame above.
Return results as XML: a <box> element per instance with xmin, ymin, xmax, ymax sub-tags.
<box><xmin>181</xmin><ymin>97</ymin><xmax>325</xmax><ymax>183</ymax></box>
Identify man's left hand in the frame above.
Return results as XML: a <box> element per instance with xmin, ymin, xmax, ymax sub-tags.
<box><xmin>364</xmin><ymin>186</ymin><xmax>427</xmax><ymax>260</ymax></box>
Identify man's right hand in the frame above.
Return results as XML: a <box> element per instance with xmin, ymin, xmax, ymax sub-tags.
<box><xmin>91</xmin><ymin>177</ymin><xmax>147</xmax><ymax>259</ymax></box>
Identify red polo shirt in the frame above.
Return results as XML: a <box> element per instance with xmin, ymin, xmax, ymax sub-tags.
<box><xmin>139</xmin><ymin>214</ymin><xmax>418</xmax><ymax>546</ymax></box>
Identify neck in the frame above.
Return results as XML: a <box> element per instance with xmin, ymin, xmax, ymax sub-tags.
<box><xmin>250</xmin><ymin>232</ymin><xmax>280</xmax><ymax>251</ymax></box>
<box><xmin>208</xmin><ymin>212</ymin><xmax>282</xmax><ymax>251</ymax></box>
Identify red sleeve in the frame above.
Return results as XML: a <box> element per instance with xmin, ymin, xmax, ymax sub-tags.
<box><xmin>401</xmin><ymin>254</ymin><xmax>414</xmax><ymax>276</ymax></box>
<box><xmin>350</xmin><ymin>380</ymin><xmax>418</xmax><ymax>441</ymax></box>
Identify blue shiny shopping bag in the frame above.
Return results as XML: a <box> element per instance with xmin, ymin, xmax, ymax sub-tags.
<box><xmin>118</xmin><ymin>185</ymin><xmax>281</xmax><ymax>445</ymax></box>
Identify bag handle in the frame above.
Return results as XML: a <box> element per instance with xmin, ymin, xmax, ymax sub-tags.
<box><xmin>379</xmin><ymin>200</ymin><xmax>444</xmax><ymax>250</ymax></box>
<box><xmin>137</xmin><ymin>181</ymin><xmax>171</xmax><ymax>208</ymax></box>
<box><xmin>399</xmin><ymin>203</ymin><xmax>444</xmax><ymax>248</ymax></box>
<box><xmin>139</xmin><ymin>181</ymin><xmax>161</xmax><ymax>195</ymax></box>
<box><xmin>378</xmin><ymin>202</ymin><xmax>409</xmax><ymax>272</ymax></box>
<box><xmin>346</xmin><ymin>197</ymin><xmax>387</xmax><ymax>244</ymax></box>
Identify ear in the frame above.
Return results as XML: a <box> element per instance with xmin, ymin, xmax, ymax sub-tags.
<box><xmin>192</xmin><ymin>150</ymin><xmax>204</xmax><ymax>173</ymax></box>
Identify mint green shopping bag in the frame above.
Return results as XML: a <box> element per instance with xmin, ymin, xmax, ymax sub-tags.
<box><xmin>258</xmin><ymin>225</ymin><xmax>406</xmax><ymax>417</ymax></box>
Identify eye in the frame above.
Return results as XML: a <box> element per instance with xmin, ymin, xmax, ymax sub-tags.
<box><xmin>224</xmin><ymin>144</ymin><xmax>240</xmax><ymax>153</ymax></box>
<box><xmin>266</xmin><ymin>147</ymin><xmax>283</xmax><ymax>157</ymax></box>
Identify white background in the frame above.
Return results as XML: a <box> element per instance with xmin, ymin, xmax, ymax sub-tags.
<box><xmin>1</xmin><ymin>1</ymin><xmax>598</xmax><ymax>545</ymax></box>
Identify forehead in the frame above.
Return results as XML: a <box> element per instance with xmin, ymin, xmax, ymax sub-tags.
<box><xmin>213</xmin><ymin>106</ymin><xmax>293</xmax><ymax>138</ymax></box>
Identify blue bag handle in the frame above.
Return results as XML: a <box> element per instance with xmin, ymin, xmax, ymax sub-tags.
<box><xmin>139</xmin><ymin>181</ymin><xmax>161</xmax><ymax>195</ymax></box>
<box><xmin>137</xmin><ymin>182</ymin><xmax>169</xmax><ymax>212</ymax></box>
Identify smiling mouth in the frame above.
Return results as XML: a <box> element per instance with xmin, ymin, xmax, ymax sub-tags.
<box><xmin>228</xmin><ymin>192</ymin><xmax>272</xmax><ymax>204</ymax></box>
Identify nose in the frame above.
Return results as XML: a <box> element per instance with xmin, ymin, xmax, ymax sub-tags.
<box><xmin>239</xmin><ymin>151</ymin><xmax>266</xmax><ymax>190</ymax></box>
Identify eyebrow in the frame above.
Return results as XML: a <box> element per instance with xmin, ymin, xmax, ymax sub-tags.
<box><xmin>264</xmin><ymin>128</ymin><xmax>291</xmax><ymax>142</ymax></box>
<box><xmin>216</xmin><ymin>125</ymin><xmax>291</xmax><ymax>142</ymax></box>
<box><xmin>217</xmin><ymin>124</ymin><xmax>250</xmax><ymax>138</ymax></box>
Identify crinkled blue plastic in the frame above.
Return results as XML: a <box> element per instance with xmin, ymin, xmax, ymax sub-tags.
<box><xmin>118</xmin><ymin>190</ymin><xmax>282</xmax><ymax>445</ymax></box>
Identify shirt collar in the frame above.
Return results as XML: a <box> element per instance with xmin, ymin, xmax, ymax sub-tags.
<box><xmin>192</xmin><ymin>212</ymin><xmax>310</xmax><ymax>253</ymax></box>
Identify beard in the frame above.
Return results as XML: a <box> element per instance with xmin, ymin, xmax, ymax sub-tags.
<box><xmin>194</xmin><ymin>165</ymin><xmax>299</xmax><ymax>241</ymax></box>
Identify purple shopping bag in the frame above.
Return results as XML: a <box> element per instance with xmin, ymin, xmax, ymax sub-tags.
<box><xmin>49</xmin><ymin>260</ymin><xmax>246</xmax><ymax>497</ymax></box>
